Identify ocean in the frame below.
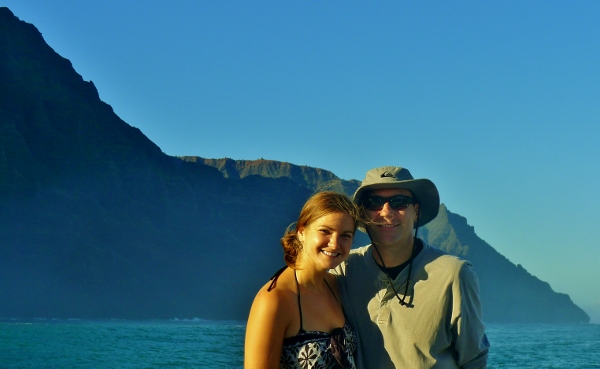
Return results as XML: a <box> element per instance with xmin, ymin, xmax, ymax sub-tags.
<box><xmin>1</xmin><ymin>320</ymin><xmax>599</xmax><ymax>368</ymax></box>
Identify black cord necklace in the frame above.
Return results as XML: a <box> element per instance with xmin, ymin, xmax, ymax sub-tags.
<box><xmin>372</xmin><ymin>240</ymin><xmax>414</xmax><ymax>306</ymax></box>
<box><xmin>368</xmin><ymin>206</ymin><xmax>421</xmax><ymax>307</ymax></box>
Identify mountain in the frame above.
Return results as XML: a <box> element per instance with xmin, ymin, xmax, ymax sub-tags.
<box><xmin>0</xmin><ymin>7</ymin><xmax>589</xmax><ymax>323</ymax></box>
<box><xmin>0</xmin><ymin>7</ymin><xmax>310</xmax><ymax>320</ymax></box>
<box><xmin>198</xmin><ymin>158</ymin><xmax>590</xmax><ymax>324</ymax></box>
<box><xmin>181</xmin><ymin>156</ymin><xmax>361</xmax><ymax>195</ymax></box>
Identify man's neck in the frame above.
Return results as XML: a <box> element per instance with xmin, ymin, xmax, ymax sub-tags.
<box><xmin>372</xmin><ymin>237</ymin><xmax>416</xmax><ymax>268</ymax></box>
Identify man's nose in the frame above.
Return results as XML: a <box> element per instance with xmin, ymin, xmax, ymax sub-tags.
<box><xmin>379</xmin><ymin>201</ymin><xmax>394</xmax><ymax>215</ymax></box>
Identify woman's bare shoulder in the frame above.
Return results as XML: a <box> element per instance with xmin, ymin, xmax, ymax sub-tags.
<box><xmin>251</xmin><ymin>268</ymin><xmax>297</xmax><ymax>313</ymax></box>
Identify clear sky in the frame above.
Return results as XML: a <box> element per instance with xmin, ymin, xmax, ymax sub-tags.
<box><xmin>4</xmin><ymin>1</ymin><xmax>599</xmax><ymax>323</ymax></box>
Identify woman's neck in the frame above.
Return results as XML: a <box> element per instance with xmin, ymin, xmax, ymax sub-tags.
<box><xmin>293</xmin><ymin>266</ymin><xmax>328</xmax><ymax>292</ymax></box>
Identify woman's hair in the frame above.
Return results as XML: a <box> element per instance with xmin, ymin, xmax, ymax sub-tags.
<box><xmin>280</xmin><ymin>191</ymin><xmax>361</xmax><ymax>267</ymax></box>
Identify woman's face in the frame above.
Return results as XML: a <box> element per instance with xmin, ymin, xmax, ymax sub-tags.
<box><xmin>297</xmin><ymin>212</ymin><xmax>355</xmax><ymax>271</ymax></box>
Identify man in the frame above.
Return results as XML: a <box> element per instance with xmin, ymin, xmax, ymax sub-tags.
<box><xmin>334</xmin><ymin>166</ymin><xmax>489</xmax><ymax>368</ymax></box>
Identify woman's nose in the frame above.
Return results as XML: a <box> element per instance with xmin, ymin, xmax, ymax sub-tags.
<box><xmin>328</xmin><ymin>236</ymin><xmax>339</xmax><ymax>247</ymax></box>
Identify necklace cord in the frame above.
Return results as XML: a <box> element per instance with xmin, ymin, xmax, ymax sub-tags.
<box><xmin>367</xmin><ymin>204</ymin><xmax>421</xmax><ymax>307</ymax></box>
<box><xmin>372</xmin><ymin>241</ymin><xmax>413</xmax><ymax>306</ymax></box>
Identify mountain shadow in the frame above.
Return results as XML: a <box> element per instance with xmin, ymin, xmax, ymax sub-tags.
<box><xmin>0</xmin><ymin>7</ymin><xmax>589</xmax><ymax>323</ymax></box>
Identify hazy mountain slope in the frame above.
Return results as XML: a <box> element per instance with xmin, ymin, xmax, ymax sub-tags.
<box><xmin>421</xmin><ymin>205</ymin><xmax>589</xmax><ymax>323</ymax></box>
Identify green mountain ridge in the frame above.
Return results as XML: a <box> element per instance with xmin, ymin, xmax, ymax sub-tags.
<box><xmin>0</xmin><ymin>7</ymin><xmax>589</xmax><ymax>323</ymax></box>
<box><xmin>181</xmin><ymin>156</ymin><xmax>361</xmax><ymax>195</ymax></box>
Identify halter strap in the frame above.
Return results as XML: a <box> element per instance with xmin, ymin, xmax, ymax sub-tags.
<box><xmin>293</xmin><ymin>270</ymin><xmax>304</xmax><ymax>332</ymax></box>
<box><xmin>324</xmin><ymin>278</ymin><xmax>338</xmax><ymax>303</ymax></box>
<box><xmin>267</xmin><ymin>265</ymin><xmax>287</xmax><ymax>291</ymax></box>
<box><xmin>294</xmin><ymin>270</ymin><xmax>340</xmax><ymax>332</ymax></box>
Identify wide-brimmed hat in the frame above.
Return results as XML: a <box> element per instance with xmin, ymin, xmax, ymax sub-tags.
<box><xmin>353</xmin><ymin>166</ymin><xmax>440</xmax><ymax>231</ymax></box>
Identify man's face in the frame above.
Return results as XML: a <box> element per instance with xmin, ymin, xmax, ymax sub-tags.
<box><xmin>363</xmin><ymin>188</ymin><xmax>419</xmax><ymax>249</ymax></box>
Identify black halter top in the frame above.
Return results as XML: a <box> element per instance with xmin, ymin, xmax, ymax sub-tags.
<box><xmin>268</xmin><ymin>267</ymin><xmax>357</xmax><ymax>369</ymax></box>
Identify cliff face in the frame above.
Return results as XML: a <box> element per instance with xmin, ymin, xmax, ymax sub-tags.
<box><xmin>0</xmin><ymin>7</ymin><xmax>589</xmax><ymax>323</ymax></box>
<box><xmin>181</xmin><ymin>156</ymin><xmax>361</xmax><ymax>195</ymax></box>
<box><xmin>0</xmin><ymin>7</ymin><xmax>310</xmax><ymax>320</ymax></box>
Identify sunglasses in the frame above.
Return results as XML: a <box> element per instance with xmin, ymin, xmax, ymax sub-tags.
<box><xmin>329</xmin><ymin>327</ymin><xmax>350</xmax><ymax>368</ymax></box>
<box><xmin>362</xmin><ymin>195</ymin><xmax>416</xmax><ymax>211</ymax></box>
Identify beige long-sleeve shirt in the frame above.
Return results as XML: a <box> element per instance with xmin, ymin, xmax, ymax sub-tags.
<box><xmin>333</xmin><ymin>241</ymin><xmax>489</xmax><ymax>369</ymax></box>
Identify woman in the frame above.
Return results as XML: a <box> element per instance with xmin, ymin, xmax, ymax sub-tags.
<box><xmin>245</xmin><ymin>191</ymin><xmax>360</xmax><ymax>369</ymax></box>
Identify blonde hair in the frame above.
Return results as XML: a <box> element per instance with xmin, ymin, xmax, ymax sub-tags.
<box><xmin>280</xmin><ymin>191</ymin><xmax>361</xmax><ymax>267</ymax></box>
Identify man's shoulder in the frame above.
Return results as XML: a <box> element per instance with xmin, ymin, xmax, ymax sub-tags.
<box><xmin>349</xmin><ymin>244</ymin><xmax>371</xmax><ymax>256</ymax></box>
<box><xmin>422</xmin><ymin>242</ymin><xmax>475</xmax><ymax>272</ymax></box>
<box><xmin>332</xmin><ymin>244</ymin><xmax>372</xmax><ymax>276</ymax></box>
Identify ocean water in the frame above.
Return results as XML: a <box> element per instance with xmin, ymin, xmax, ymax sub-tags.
<box><xmin>1</xmin><ymin>319</ymin><xmax>245</xmax><ymax>368</ymax></box>
<box><xmin>1</xmin><ymin>320</ymin><xmax>599</xmax><ymax>368</ymax></box>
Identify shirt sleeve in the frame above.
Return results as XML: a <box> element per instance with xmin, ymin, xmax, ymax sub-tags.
<box><xmin>453</xmin><ymin>261</ymin><xmax>490</xmax><ymax>369</ymax></box>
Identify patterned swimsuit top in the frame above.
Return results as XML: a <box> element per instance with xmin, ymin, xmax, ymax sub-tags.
<box><xmin>268</xmin><ymin>267</ymin><xmax>357</xmax><ymax>369</ymax></box>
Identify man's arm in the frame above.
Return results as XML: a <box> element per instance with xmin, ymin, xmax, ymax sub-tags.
<box><xmin>454</xmin><ymin>262</ymin><xmax>490</xmax><ymax>369</ymax></box>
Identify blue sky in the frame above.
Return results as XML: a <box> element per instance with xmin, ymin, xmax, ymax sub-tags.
<box><xmin>4</xmin><ymin>1</ymin><xmax>599</xmax><ymax>323</ymax></box>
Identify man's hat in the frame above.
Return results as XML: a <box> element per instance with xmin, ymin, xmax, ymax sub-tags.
<box><xmin>353</xmin><ymin>166</ymin><xmax>440</xmax><ymax>231</ymax></box>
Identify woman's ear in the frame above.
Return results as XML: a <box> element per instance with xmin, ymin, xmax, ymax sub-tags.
<box><xmin>297</xmin><ymin>227</ymin><xmax>305</xmax><ymax>244</ymax></box>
